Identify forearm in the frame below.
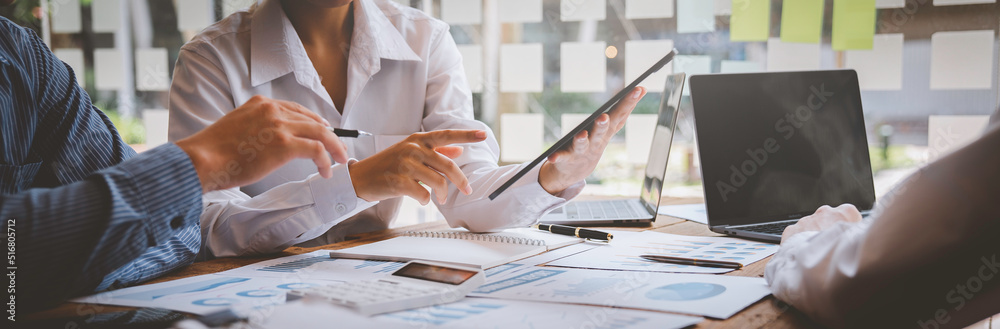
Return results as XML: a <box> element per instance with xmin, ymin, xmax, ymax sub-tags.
<box><xmin>2</xmin><ymin>144</ymin><xmax>202</xmax><ymax>311</ymax></box>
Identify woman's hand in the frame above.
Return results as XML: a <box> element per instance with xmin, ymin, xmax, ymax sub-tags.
<box><xmin>538</xmin><ymin>87</ymin><xmax>647</xmax><ymax>195</ymax></box>
<box><xmin>349</xmin><ymin>130</ymin><xmax>488</xmax><ymax>205</ymax></box>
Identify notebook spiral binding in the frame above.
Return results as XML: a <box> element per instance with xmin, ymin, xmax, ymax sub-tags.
<box><xmin>403</xmin><ymin>231</ymin><xmax>545</xmax><ymax>246</ymax></box>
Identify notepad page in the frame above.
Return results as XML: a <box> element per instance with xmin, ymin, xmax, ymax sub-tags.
<box><xmin>328</xmin><ymin>236</ymin><xmax>547</xmax><ymax>269</ymax></box>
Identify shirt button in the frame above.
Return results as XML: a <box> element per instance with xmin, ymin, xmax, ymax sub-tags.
<box><xmin>335</xmin><ymin>203</ymin><xmax>347</xmax><ymax>214</ymax></box>
<box><xmin>170</xmin><ymin>216</ymin><xmax>184</xmax><ymax>229</ymax></box>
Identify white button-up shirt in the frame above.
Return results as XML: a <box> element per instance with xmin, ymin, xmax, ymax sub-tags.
<box><xmin>168</xmin><ymin>0</ymin><xmax>582</xmax><ymax>258</ymax></box>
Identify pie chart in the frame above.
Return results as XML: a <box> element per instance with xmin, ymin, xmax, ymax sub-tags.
<box><xmin>645</xmin><ymin>282</ymin><xmax>726</xmax><ymax>301</ymax></box>
<box><xmin>236</xmin><ymin>289</ymin><xmax>281</xmax><ymax>298</ymax></box>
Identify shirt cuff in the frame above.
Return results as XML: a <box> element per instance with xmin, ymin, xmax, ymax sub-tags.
<box><xmin>309</xmin><ymin>159</ymin><xmax>378</xmax><ymax>221</ymax></box>
<box><xmin>107</xmin><ymin>143</ymin><xmax>203</xmax><ymax>247</ymax></box>
<box><xmin>507</xmin><ymin>164</ymin><xmax>586</xmax><ymax>226</ymax></box>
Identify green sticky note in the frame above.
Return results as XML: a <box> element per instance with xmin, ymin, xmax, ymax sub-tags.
<box><xmin>730</xmin><ymin>0</ymin><xmax>771</xmax><ymax>42</ymax></box>
<box><xmin>832</xmin><ymin>0</ymin><xmax>876</xmax><ymax>50</ymax></box>
<box><xmin>780</xmin><ymin>0</ymin><xmax>824</xmax><ymax>44</ymax></box>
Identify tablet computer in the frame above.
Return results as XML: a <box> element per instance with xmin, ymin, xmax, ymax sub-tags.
<box><xmin>488</xmin><ymin>49</ymin><xmax>678</xmax><ymax>200</ymax></box>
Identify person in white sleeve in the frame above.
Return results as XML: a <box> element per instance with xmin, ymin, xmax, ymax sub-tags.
<box><xmin>168</xmin><ymin>0</ymin><xmax>647</xmax><ymax>258</ymax></box>
<box><xmin>765</xmin><ymin>116</ymin><xmax>1000</xmax><ymax>329</ymax></box>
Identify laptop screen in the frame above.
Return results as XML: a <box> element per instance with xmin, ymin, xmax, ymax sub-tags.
<box><xmin>639</xmin><ymin>74</ymin><xmax>685</xmax><ymax>214</ymax></box>
<box><xmin>689</xmin><ymin>70</ymin><xmax>875</xmax><ymax>227</ymax></box>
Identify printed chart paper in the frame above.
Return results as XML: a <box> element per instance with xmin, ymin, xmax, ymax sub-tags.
<box><xmin>658</xmin><ymin>203</ymin><xmax>709</xmax><ymax>224</ymax></box>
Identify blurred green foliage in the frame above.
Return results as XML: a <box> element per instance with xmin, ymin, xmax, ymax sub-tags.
<box><xmin>99</xmin><ymin>105</ymin><xmax>146</xmax><ymax>145</ymax></box>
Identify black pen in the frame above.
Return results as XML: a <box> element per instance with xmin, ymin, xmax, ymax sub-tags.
<box><xmin>532</xmin><ymin>224</ymin><xmax>613</xmax><ymax>242</ymax></box>
<box><xmin>639</xmin><ymin>255</ymin><xmax>743</xmax><ymax>269</ymax></box>
<box><xmin>327</xmin><ymin>127</ymin><xmax>373</xmax><ymax>138</ymax></box>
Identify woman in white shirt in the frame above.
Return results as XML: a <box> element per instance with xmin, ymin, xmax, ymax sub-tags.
<box><xmin>168</xmin><ymin>0</ymin><xmax>647</xmax><ymax>258</ymax></box>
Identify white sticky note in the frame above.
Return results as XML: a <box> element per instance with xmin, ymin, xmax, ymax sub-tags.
<box><xmin>135</xmin><ymin>48</ymin><xmax>170</xmax><ymax>91</ymax></box>
<box><xmin>933</xmin><ymin>0</ymin><xmax>996</xmax><ymax>5</ymax></box>
<box><xmin>391</xmin><ymin>0</ymin><xmax>409</xmax><ymax>5</ymax></box>
<box><xmin>94</xmin><ymin>49</ymin><xmax>124</xmax><ymax>90</ymax></box>
<box><xmin>673</xmin><ymin>55</ymin><xmax>711</xmax><ymax>95</ymax></box>
<box><xmin>561</xmin><ymin>0</ymin><xmax>606</xmax><ymax>21</ymax></box>
<box><xmin>176</xmin><ymin>0</ymin><xmax>213</xmax><ymax>32</ymax></box>
<box><xmin>715</xmin><ymin>0</ymin><xmax>732</xmax><ymax>15</ymax></box>
<box><xmin>91</xmin><ymin>0</ymin><xmax>121</xmax><ymax>33</ymax></box>
<box><xmin>626</xmin><ymin>114</ymin><xmax>658</xmax><ymax>164</ymax></box>
<box><xmin>626</xmin><ymin>0</ymin><xmax>674</xmax><ymax>19</ymax></box>
<box><xmin>876</xmin><ymin>0</ymin><xmax>905</xmax><ymax>8</ymax></box>
<box><xmin>846</xmin><ymin>34</ymin><xmax>904</xmax><ymax>91</ymax></box>
<box><xmin>441</xmin><ymin>0</ymin><xmax>482</xmax><ymax>25</ymax></box>
<box><xmin>625</xmin><ymin>40</ymin><xmax>674</xmax><ymax>92</ymax></box>
<box><xmin>677</xmin><ymin>0</ymin><xmax>715</xmax><ymax>33</ymax></box>
<box><xmin>457</xmin><ymin>45</ymin><xmax>484</xmax><ymax>93</ymax></box>
<box><xmin>720</xmin><ymin>60</ymin><xmax>762</xmax><ymax>73</ymax></box>
<box><xmin>561</xmin><ymin>113</ymin><xmax>591</xmax><ymax>136</ymax></box>
<box><xmin>930</xmin><ymin>30</ymin><xmax>994</xmax><ymax>90</ymax></box>
<box><xmin>143</xmin><ymin>109</ymin><xmax>170</xmax><ymax>148</ymax></box>
<box><xmin>561</xmin><ymin>42</ymin><xmax>607</xmax><ymax>93</ymax></box>
<box><xmin>499</xmin><ymin>0</ymin><xmax>543</xmax><ymax>23</ymax></box>
<box><xmin>928</xmin><ymin>116</ymin><xmax>991</xmax><ymax>161</ymax></box>
<box><xmin>50</xmin><ymin>0</ymin><xmax>82</xmax><ymax>33</ymax></box>
<box><xmin>766</xmin><ymin>38</ymin><xmax>821</xmax><ymax>72</ymax></box>
<box><xmin>500</xmin><ymin>43</ymin><xmax>544</xmax><ymax>93</ymax></box>
<box><xmin>222</xmin><ymin>0</ymin><xmax>255</xmax><ymax>17</ymax></box>
<box><xmin>500</xmin><ymin>113</ymin><xmax>544</xmax><ymax>162</ymax></box>
<box><xmin>53</xmin><ymin>49</ymin><xmax>85</xmax><ymax>87</ymax></box>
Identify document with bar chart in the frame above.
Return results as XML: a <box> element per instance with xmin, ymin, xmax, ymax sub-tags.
<box><xmin>222</xmin><ymin>250</ymin><xmax>406</xmax><ymax>281</ymax></box>
<box><xmin>546</xmin><ymin>231</ymin><xmax>778</xmax><ymax>274</ymax></box>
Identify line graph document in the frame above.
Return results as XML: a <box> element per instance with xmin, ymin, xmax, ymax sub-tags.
<box><xmin>469</xmin><ymin>267</ymin><xmax>771</xmax><ymax>319</ymax></box>
<box><xmin>547</xmin><ymin>231</ymin><xmax>778</xmax><ymax>274</ymax></box>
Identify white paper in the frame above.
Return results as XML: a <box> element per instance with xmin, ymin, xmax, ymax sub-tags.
<box><xmin>143</xmin><ymin>109</ymin><xmax>170</xmax><ymax>148</ymax></box>
<box><xmin>548</xmin><ymin>231</ymin><xmax>778</xmax><ymax>274</ymax></box>
<box><xmin>221</xmin><ymin>250</ymin><xmax>408</xmax><ymax>282</ymax></box>
<box><xmin>135</xmin><ymin>48</ymin><xmax>170</xmax><ymax>91</ymax></box>
<box><xmin>471</xmin><ymin>266</ymin><xmax>771</xmax><ymax>319</ymax></box>
<box><xmin>677</xmin><ymin>0</ymin><xmax>715</xmax><ymax>33</ymax></box>
<box><xmin>91</xmin><ymin>0</ymin><xmax>121</xmax><ymax>33</ymax></box>
<box><xmin>930</xmin><ymin>30</ymin><xmax>994</xmax><ymax>90</ymax></box>
<box><xmin>766</xmin><ymin>38</ymin><xmax>821</xmax><ymax>72</ymax></box>
<box><xmin>500</xmin><ymin>113</ymin><xmax>544</xmax><ymax>162</ymax></box>
<box><xmin>846</xmin><ymin>34</ymin><xmax>904</xmax><ymax>91</ymax></box>
<box><xmin>560</xmin><ymin>113</ymin><xmax>591</xmax><ymax>136</ymax></box>
<box><xmin>658</xmin><ymin>203</ymin><xmax>709</xmax><ymax>224</ymax></box>
<box><xmin>457</xmin><ymin>44</ymin><xmax>484</xmax><ymax>93</ymax></box>
<box><xmin>500</xmin><ymin>43</ymin><xmax>544</xmax><ymax>93</ymax></box>
<box><xmin>53</xmin><ymin>48</ymin><xmax>85</xmax><ymax>87</ymax></box>
<box><xmin>674</xmin><ymin>55</ymin><xmax>711</xmax><ymax>95</ymax></box>
<box><xmin>720</xmin><ymin>60</ymin><xmax>762</xmax><ymax>73</ymax></box>
<box><xmin>876</xmin><ymin>0</ymin><xmax>906</xmax><ymax>8</ymax></box>
<box><xmin>928</xmin><ymin>115</ymin><xmax>991</xmax><ymax>161</ymax></box>
<box><xmin>73</xmin><ymin>273</ymin><xmax>341</xmax><ymax>315</ymax></box>
<box><xmin>625</xmin><ymin>40</ymin><xmax>675</xmax><ymax>91</ymax></box>
<box><xmin>176</xmin><ymin>0</ymin><xmax>213</xmax><ymax>32</ymax></box>
<box><xmin>561</xmin><ymin>0</ymin><xmax>607</xmax><ymax>21</ymax></box>
<box><xmin>560</xmin><ymin>42</ymin><xmax>607</xmax><ymax>92</ymax></box>
<box><xmin>222</xmin><ymin>0</ymin><xmax>255</xmax><ymax>17</ymax></box>
<box><xmin>50</xmin><ymin>0</ymin><xmax>82</xmax><ymax>33</ymax></box>
<box><xmin>933</xmin><ymin>0</ymin><xmax>996</xmax><ymax>5</ymax></box>
<box><xmin>499</xmin><ymin>0</ymin><xmax>543</xmax><ymax>23</ymax></box>
<box><xmin>626</xmin><ymin>0</ymin><xmax>674</xmax><ymax>19</ymax></box>
<box><xmin>441</xmin><ymin>0</ymin><xmax>482</xmax><ymax>25</ymax></box>
<box><xmin>715</xmin><ymin>0</ymin><xmax>732</xmax><ymax>15</ymax></box>
<box><xmin>94</xmin><ymin>49</ymin><xmax>124</xmax><ymax>90</ymax></box>
<box><xmin>251</xmin><ymin>298</ymin><xmax>702</xmax><ymax>329</ymax></box>
<box><xmin>626</xmin><ymin>114</ymin><xmax>658</xmax><ymax>164</ymax></box>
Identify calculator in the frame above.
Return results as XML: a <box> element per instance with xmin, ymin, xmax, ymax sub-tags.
<box><xmin>285</xmin><ymin>261</ymin><xmax>485</xmax><ymax>316</ymax></box>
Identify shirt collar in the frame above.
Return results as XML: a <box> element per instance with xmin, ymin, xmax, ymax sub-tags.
<box><xmin>249</xmin><ymin>0</ymin><xmax>421</xmax><ymax>87</ymax></box>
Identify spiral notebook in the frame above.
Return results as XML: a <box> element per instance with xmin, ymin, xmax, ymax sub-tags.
<box><xmin>327</xmin><ymin>228</ymin><xmax>583</xmax><ymax>269</ymax></box>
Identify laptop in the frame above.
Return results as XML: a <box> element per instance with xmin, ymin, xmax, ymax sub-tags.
<box><xmin>689</xmin><ymin>70</ymin><xmax>876</xmax><ymax>243</ymax></box>
<box><xmin>540</xmin><ymin>73</ymin><xmax>685</xmax><ymax>225</ymax></box>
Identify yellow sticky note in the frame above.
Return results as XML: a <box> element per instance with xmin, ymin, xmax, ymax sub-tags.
<box><xmin>832</xmin><ymin>0</ymin><xmax>876</xmax><ymax>50</ymax></box>
<box><xmin>730</xmin><ymin>0</ymin><xmax>770</xmax><ymax>42</ymax></box>
<box><xmin>780</xmin><ymin>0</ymin><xmax>824</xmax><ymax>43</ymax></box>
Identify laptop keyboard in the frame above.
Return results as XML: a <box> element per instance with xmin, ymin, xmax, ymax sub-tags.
<box><xmin>564</xmin><ymin>200</ymin><xmax>639</xmax><ymax>219</ymax></box>
<box><xmin>738</xmin><ymin>221</ymin><xmax>796</xmax><ymax>235</ymax></box>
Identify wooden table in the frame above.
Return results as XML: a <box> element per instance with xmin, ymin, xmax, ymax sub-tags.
<box><xmin>26</xmin><ymin>198</ymin><xmax>998</xmax><ymax>328</ymax></box>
